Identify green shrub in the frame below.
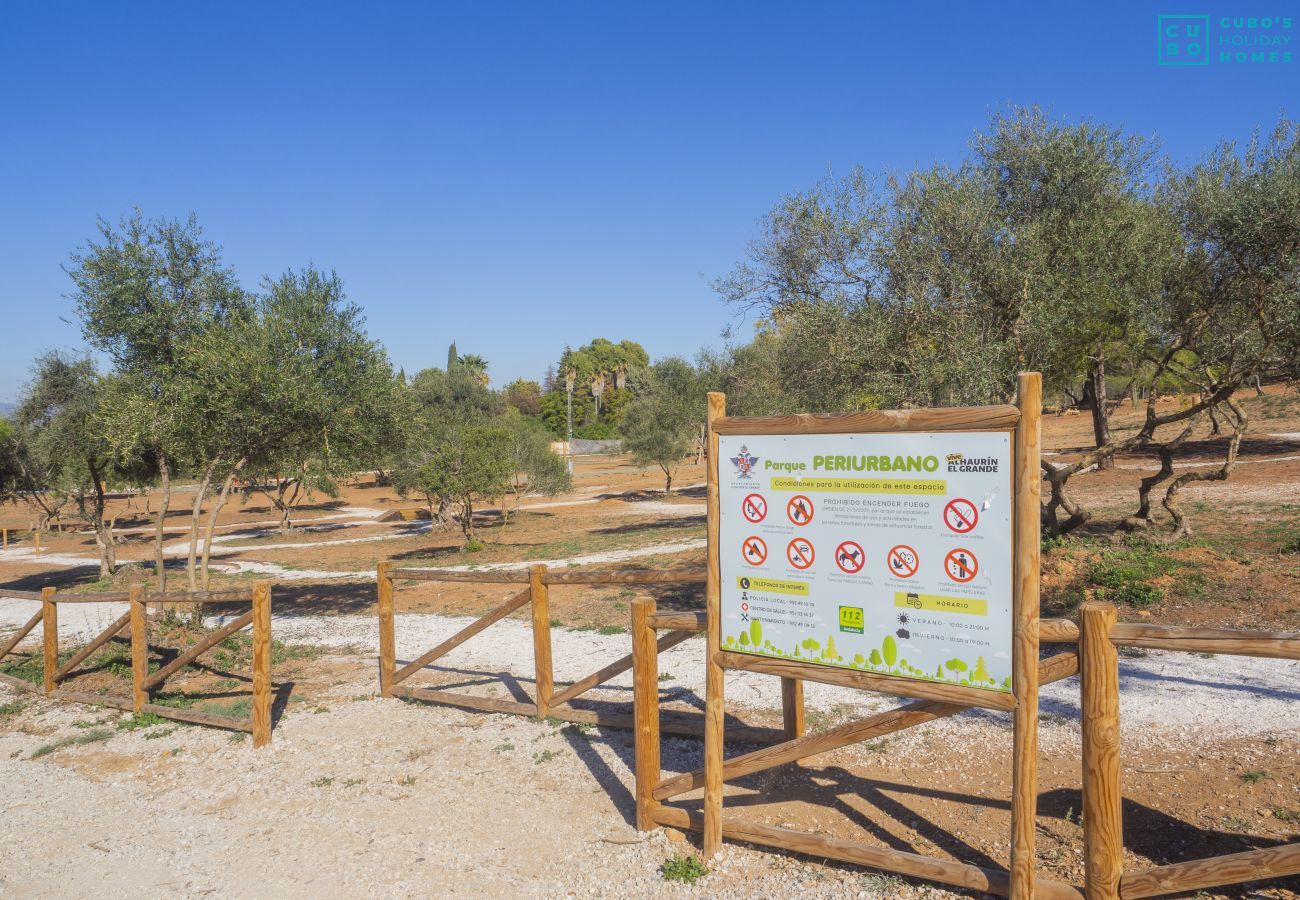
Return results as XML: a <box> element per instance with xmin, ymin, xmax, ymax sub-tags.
<box><xmin>660</xmin><ymin>854</ymin><xmax>708</xmax><ymax>884</ymax></box>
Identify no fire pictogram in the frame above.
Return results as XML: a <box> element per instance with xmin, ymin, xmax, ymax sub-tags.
<box><xmin>786</xmin><ymin>537</ymin><xmax>815</xmax><ymax>570</ymax></box>
<box><xmin>742</xmin><ymin>536</ymin><xmax>768</xmax><ymax>565</ymax></box>
<box><xmin>887</xmin><ymin>544</ymin><xmax>919</xmax><ymax>579</ymax></box>
<box><xmin>944</xmin><ymin>547</ymin><xmax>978</xmax><ymax>583</ymax></box>
<box><xmin>786</xmin><ymin>494</ymin><xmax>814</xmax><ymax>525</ymax></box>
<box><xmin>742</xmin><ymin>493</ymin><xmax>767</xmax><ymax>523</ymax></box>
<box><xmin>835</xmin><ymin>540</ymin><xmax>865</xmax><ymax>574</ymax></box>
<box><xmin>943</xmin><ymin>498</ymin><xmax>979</xmax><ymax>533</ymax></box>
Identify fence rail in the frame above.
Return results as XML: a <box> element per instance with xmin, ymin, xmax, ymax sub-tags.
<box><xmin>0</xmin><ymin>583</ymin><xmax>275</xmax><ymax>746</ymax></box>
<box><xmin>376</xmin><ymin>563</ymin><xmax>784</xmax><ymax>744</ymax></box>
<box><xmin>632</xmin><ymin>599</ymin><xmax>1300</xmax><ymax>898</ymax></box>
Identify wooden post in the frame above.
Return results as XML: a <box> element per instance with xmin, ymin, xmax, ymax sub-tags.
<box><xmin>40</xmin><ymin>586</ymin><xmax>57</xmax><ymax>694</ymax></box>
<box><xmin>1081</xmin><ymin>601</ymin><xmax>1122</xmax><ymax>900</ymax></box>
<box><xmin>34</xmin><ymin>529</ymin><xmax>41</xmax><ymax>557</ymax></box>
<box><xmin>1010</xmin><ymin>371</ymin><xmax>1043</xmax><ymax>900</ymax></box>
<box><xmin>376</xmin><ymin>561</ymin><xmax>396</xmax><ymax>697</ymax></box>
<box><xmin>129</xmin><ymin>584</ymin><xmax>148</xmax><ymax>712</ymax></box>
<box><xmin>251</xmin><ymin>581</ymin><xmax>272</xmax><ymax>748</ymax></box>
<box><xmin>632</xmin><ymin>597</ymin><xmax>660</xmax><ymax>831</ymax></box>
<box><xmin>2</xmin><ymin>526</ymin><xmax>7</xmax><ymax>549</ymax></box>
<box><xmin>702</xmin><ymin>391</ymin><xmax>726</xmax><ymax>858</ymax></box>
<box><xmin>781</xmin><ymin>677</ymin><xmax>806</xmax><ymax>741</ymax></box>
<box><xmin>530</xmin><ymin>564</ymin><xmax>554</xmax><ymax>718</ymax></box>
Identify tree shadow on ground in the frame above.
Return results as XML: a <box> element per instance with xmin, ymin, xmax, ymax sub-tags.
<box><xmin>589</xmin><ymin>516</ymin><xmax>705</xmax><ymax>536</ymax></box>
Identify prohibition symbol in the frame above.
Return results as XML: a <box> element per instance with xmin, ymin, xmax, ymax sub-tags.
<box><xmin>742</xmin><ymin>493</ymin><xmax>767</xmax><ymax>523</ymax></box>
<box><xmin>886</xmin><ymin>544</ymin><xmax>919</xmax><ymax>579</ymax></box>
<box><xmin>742</xmin><ymin>536</ymin><xmax>768</xmax><ymax>566</ymax></box>
<box><xmin>943</xmin><ymin>498</ymin><xmax>979</xmax><ymax>533</ymax></box>
<box><xmin>835</xmin><ymin>540</ymin><xmax>865</xmax><ymax>574</ymax></box>
<box><xmin>786</xmin><ymin>494</ymin><xmax>814</xmax><ymax>525</ymax></box>
<box><xmin>944</xmin><ymin>547</ymin><xmax>978</xmax><ymax>583</ymax></box>
<box><xmin>786</xmin><ymin>537</ymin><xmax>815</xmax><ymax>570</ymax></box>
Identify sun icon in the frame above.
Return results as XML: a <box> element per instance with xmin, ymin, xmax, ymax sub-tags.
<box><xmin>897</xmin><ymin>613</ymin><xmax>909</xmax><ymax>626</ymax></box>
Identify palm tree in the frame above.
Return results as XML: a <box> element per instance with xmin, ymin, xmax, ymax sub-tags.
<box><xmin>458</xmin><ymin>353</ymin><xmax>490</xmax><ymax>387</ymax></box>
<box><xmin>590</xmin><ymin>372</ymin><xmax>606</xmax><ymax>415</ymax></box>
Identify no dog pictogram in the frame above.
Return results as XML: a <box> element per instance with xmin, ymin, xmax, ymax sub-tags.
<box><xmin>742</xmin><ymin>494</ymin><xmax>767</xmax><ymax>523</ymax></box>
<box><xmin>943</xmin><ymin>498</ymin><xmax>979</xmax><ymax>533</ymax></box>
<box><xmin>886</xmin><ymin>544</ymin><xmax>919</xmax><ymax>579</ymax></box>
<box><xmin>944</xmin><ymin>547</ymin><xmax>978</xmax><ymax>583</ymax></box>
<box><xmin>742</xmin><ymin>536</ymin><xmax>768</xmax><ymax>565</ymax></box>
<box><xmin>786</xmin><ymin>494</ymin><xmax>814</xmax><ymax>525</ymax></box>
<box><xmin>786</xmin><ymin>537</ymin><xmax>815</xmax><ymax>570</ymax></box>
<box><xmin>835</xmin><ymin>540</ymin><xmax>865</xmax><ymax>574</ymax></box>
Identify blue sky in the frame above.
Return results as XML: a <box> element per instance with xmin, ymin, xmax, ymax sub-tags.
<box><xmin>0</xmin><ymin>2</ymin><xmax>1294</xmax><ymax>401</ymax></box>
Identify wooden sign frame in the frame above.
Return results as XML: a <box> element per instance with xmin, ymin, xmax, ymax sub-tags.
<box><xmin>702</xmin><ymin>373</ymin><xmax>1042</xmax><ymax>898</ymax></box>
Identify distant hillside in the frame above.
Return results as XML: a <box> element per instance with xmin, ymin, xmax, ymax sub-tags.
<box><xmin>0</xmin><ymin>401</ymin><xmax>16</xmax><ymax>418</ymax></box>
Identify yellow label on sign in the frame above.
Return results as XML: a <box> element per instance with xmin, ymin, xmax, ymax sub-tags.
<box><xmin>736</xmin><ymin>576</ymin><xmax>808</xmax><ymax>596</ymax></box>
<box><xmin>838</xmin><ymin>606</ymin><xmax>864</xmax><ymax>633</ymax></box>
<box><xmin>894</xmin><ymin>592</ymin><xmax>988</xmax><ymax>616</ymax></box>
<box><xmin>770</xmin><ymin>476</ymin><xmax>947</xmax><ymax>496</ymax></box>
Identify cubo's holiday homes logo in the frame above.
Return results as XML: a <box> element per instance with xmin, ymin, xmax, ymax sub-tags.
<box><xmin>1158</xmin><ymin>14</ymin><xmax>1293</xmax><ymax>65</ymax></box>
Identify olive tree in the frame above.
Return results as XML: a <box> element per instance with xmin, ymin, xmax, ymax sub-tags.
<box><xmin>621</xmin><ymin>357</ymin><xmax>709</xmax><ymax>493</ymax></box>
<box><xmin>70</xmin><ymin>212</ymin><xmax>247</xmax><ymax>590</ymax></box>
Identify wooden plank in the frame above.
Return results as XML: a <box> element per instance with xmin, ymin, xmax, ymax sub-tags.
<box><xmin>1080</xmin><ymin>602</ymin><xmax>1121</xmax><ymax>900</ymax></box>
<box><xmin>550</xmin><ymin>630</ymin><xmax>694</xmax><ymax>708</ymax></box>
<box><xmin>52</xmin><ymin>609</ymin><xmax>132</xmax><ymax>682</ymax></box>
<box><xmin>530</xmin><ymin>565</ymin><xmax>553</xmax><ymax>718</ymax></box>
<box><xmin>401</xmin><ymin>686</ymin><xmax>538</xmax><ymax>717</ymax></box>
<box><xmin>0</xmin><ymin>589</ymin><xmax>46</xmax><ymax>601</ymax></box>
<box><xmin>387</xmin><ymin>568</ymin><xmax>531</xmax><ymax>583</ymax></box>
<box><xmin>717</xmin><ymin>650</ymin><xmax>1018</xmax><ymax>711</ymax></box>
<box><xmin>1035</xmin><ymin>618</ymin><xmax>1300</xmax><ymax>659</ymax></box>
<box><xmin>541</xmin><ymin>570</ymin><xmax>707</xmax><ymax>585</ymax></box>
<box><xmin>142</xmin><ymin>589</ymin><xmax>254</xmax><ymax>604</ymax></box>
<box><xmin>1112</xmin><ymin>622</ymin><xmax>1300</xmax><ymax>642</ymax></box>
<box><xmin>1042</xmin><ymin>618</ymin><xmax>1080</xmax><ymax>642</ymax></box>
<box><xmin>1119</xmin><ymin>842</ymin><xmax>1300</xmax><ymax>898</ymax></box>
<box><xmin>47</xmin><ymin>592</ymin><xmax>133</xmax><ymax>603</ymax></box>
<box><xmin>654</xmin><ymin>652</ymin><xmax>1079</xmax><ymax>802</ymax></box>
<box><xmin>632</xmin><ymin>598</ymin><xmax>660</xmax><ymax>831</ymax></box>
<box><xmin>702</xmin><ymin>390</ymin><xmax>726</xmax><ymax>858</ymax></box>
<box><xmin>251</xmin><ymin>582</ymin><xmax>271</xmax><ymax>748</ymax></box>
<box><xmin>141</xmin><ymin>702</ymin><xmax>253</xmax><ymax>732</ymax></box>
<box><xmin>51</xmin><ymin>689</ymin><xmax>133</xmax><ymax>710</ymax></box>
<box><xmin>390</xmin><ymin>588</ymin><xmax>531</xmax><ymax>686</ymax></box>
<box><xmin>1112</xmin><ymin>636</ymin><xmax>1300</xmax><ymax>659</ymax></box>
<box><xmin>650</xmin><ymin>807</ymin><xmax>1083</xmax><ymax>899</ymax></box>
<box><xmin>781</xmin><ymin>677</ymin><xmax>806</xmax><ymax>741</ymax></box>
<box><xmin>1011</xmin><ymin>372</ymin><xmax>1043</xmax><ymax>900</ymax></box>
<box><xmin>0</xmin><ymin>671</ymin><xmax>40</xmax><ymax>692</ymax></box>
<box><xmin>377</xmin><ymin>562</ymin><xmax>396</xmax><ymax>697</ymax></box>
<box><xmin>41</xmin><ymin>587</ymin><xmax>57</xmax><ymax>694</ymax></box>
<box><xmin>0</xmin><ymin>608</ymin><xmax>45</xmax><ymax>661</ymax></box>
<box><xmin>130</xmin><ymin>585</ymin><xmax>147</xmax><ymax>712</ymax></box>
<box><xmin>646</xmin><ymin>611</ymin><xmax>705</xmax><ymax>632</ymax></box>
<box><xmin>711</xmin><ymin>404</ymin><xmax>1021</xmax><ymax>435</ymax></box>
<box><xmin>142</xmin><ymin>609</ymin><xmax>255</xmax><ymax>690</ymax></box>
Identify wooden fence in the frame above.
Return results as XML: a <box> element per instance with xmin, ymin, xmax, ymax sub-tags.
<box><xmin>632</xmin><ymin>601</ymin><xmax>1300</xmax><ymax>899</ymax></box>
<box><xmin>375</xmin><ymin>562</ymin><xmax>785</xmax><ymax>743</ymax></box>
<box><xmin>0</xmin><ymin>584</ymin><xmax>275</xmax><ymax>746</ymax></box>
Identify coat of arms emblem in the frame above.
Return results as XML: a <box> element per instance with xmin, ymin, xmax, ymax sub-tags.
<box><xmin>730</xmin><ymin>445</ymin><xmax>759</xmax><ymax>479</ymax></box>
